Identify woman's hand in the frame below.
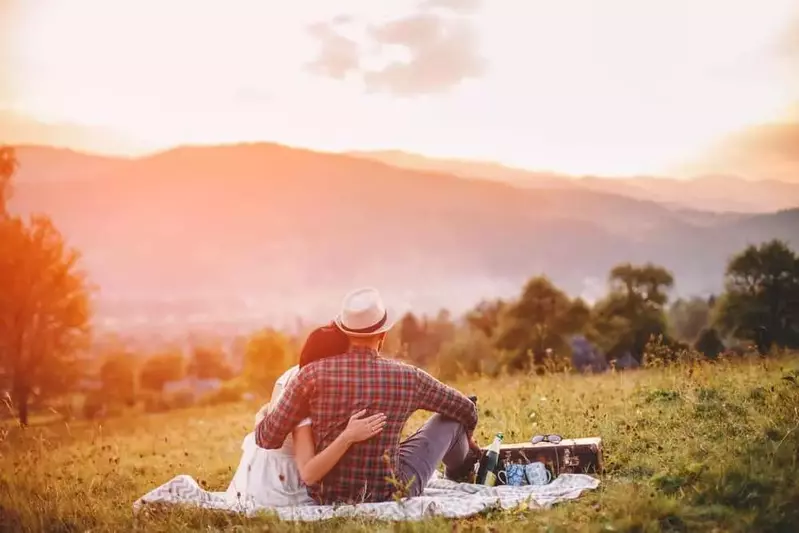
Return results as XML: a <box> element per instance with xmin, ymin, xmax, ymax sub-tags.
<box><xmin>341</xmin><ymin>409</ymin><xmax>386</xmax><ymax>444</ymax></box>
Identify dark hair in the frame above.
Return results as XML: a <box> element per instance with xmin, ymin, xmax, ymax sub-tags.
<box><xmin>299</xmin><ymin>322</ymin><xmax>350</xmax><ymax>368</ymax></box>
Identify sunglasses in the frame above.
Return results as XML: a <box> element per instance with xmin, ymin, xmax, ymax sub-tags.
<box><xmin>531</xmin><ymin>434</ymin><xmax>562</xmax><ymax>444</ymax></box>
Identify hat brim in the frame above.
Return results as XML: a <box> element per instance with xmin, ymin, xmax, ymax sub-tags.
<box><xmin>334</xmin><ymin>307</ymin><xmax>397</xmax><ymax>337</ymax></box>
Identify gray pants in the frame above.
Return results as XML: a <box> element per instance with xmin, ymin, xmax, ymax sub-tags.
<box><xmin>398</xmin><ymin>414</ymin><xmax>471</xmax><ymax>496</ymax></box>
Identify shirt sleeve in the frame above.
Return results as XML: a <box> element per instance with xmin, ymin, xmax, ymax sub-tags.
<box><xmin>255</xmin><ymin>366</ymin><xmax>314</xmax><ymax>449</ymax></box>
<box><xmin>413</xmin><ymin>368</ymin><xmax>478</xmax><ymax>433</ymax></box>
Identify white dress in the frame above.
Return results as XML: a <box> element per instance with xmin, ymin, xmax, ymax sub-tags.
<box><xmin>225</xmin><ymin>365</ymin><xmax>315</xmax><ymax>508</ymax></box>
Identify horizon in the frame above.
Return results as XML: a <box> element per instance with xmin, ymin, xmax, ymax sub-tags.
<box><xmin>2</xmin><ymin>0</ymin><xmax>798</xmax><ymax>177</ymax></box>
<box><xmin>5</xmin><ymin>139</ymin><xmax>793</xmax><ymax>184</ymax></box>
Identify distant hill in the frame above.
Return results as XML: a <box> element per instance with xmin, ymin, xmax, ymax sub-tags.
<box><xmin>349</xmin><ymin>150</ymin><xmax>799</xmax><ymax>213</ymax></box>
<box><xmin>673</xmin><ymin>122</ymin><xmax>799</xmax><ymax>185</ymax></box>
<box><xmin>8</xmin><ymin>143</ymin><xmax>799</xmax><ymax>330</ymax></box>
<box><xmin>0</xmin><ymin>110</ymin><xmax>154</xmax><ymax>157</ymax></box>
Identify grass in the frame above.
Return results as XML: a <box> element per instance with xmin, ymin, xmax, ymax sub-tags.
<box><xmin>2</xmin><ymin>354</ymin><xmax>799</xmax><ymax>532</ymax></box>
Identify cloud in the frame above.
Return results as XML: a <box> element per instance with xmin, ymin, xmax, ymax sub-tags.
<box><xmin>418</xmin><ymin>0</ymin><xmax>481</xmax><ymax>14</ymax></box>
<box><xmin>306</xmin><ymin>21</ymin><xmax>361</xmax><ymax>79</ymax></box>
<box><xmin>365</xmin><ymin>13</ymin><xmax>485</xmax><ymax>95</ymax></box>
<box><xmin>306</xmin><ymin>5</ymin><xmax>485</xmax><ymax>96</ymax></box>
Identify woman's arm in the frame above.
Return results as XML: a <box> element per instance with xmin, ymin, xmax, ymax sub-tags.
<box><xmin>292</xmin><ymin>410</ymin><xmax>386</xmax><ymax>486</ymax></box>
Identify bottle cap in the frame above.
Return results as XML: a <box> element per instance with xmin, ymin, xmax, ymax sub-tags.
<box><xmin>496</xmin><ymin>432</ymin><xmax>504</xmax><ymax>440</ymax></box>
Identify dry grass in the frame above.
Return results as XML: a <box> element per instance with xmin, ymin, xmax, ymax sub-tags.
<box><xmin>2</xmin><ymin>354</ymin><xmax>799</xmax><ymax>532</ymax></box>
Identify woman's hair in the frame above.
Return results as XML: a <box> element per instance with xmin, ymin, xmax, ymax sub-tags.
<box><xmin>299</xmin><ymin>322</ymin><xmax>350</xmax><ymax>368</ymax></box>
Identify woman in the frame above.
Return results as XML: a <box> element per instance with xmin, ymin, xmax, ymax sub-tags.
<box><xmin>225</xmin><ymin>323</ymin><xmax>385</xmax><ymax>508</ymax></box>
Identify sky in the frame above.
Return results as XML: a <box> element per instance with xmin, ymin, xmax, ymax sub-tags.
<box><xmin>2</xmin><ymin>0</ymin><xmax>798</xmax><ymax>175</ymax></box>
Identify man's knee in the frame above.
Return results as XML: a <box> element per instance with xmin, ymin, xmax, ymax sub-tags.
<box><xmin>424</xmin><ymin>413</ymin><xmax>467</xmax><ymax>440</ymax></box>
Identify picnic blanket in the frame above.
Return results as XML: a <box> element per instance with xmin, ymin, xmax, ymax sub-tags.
<box><xmin>133</xmin><ymin>471</ymin><xmax>600</xmax><ymax>521</ymax></box>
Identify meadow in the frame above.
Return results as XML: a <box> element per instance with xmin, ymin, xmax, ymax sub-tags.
<box><xmin>2</xmin><ymin>354</ymin><xmax>799</xmax><ymax>533</ymax></box>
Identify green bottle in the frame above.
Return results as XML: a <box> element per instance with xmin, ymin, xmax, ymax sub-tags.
<box><xmin>477</xmin><ymin>432</ymin><xmax>504</xmax><ymax>485</ymax></box>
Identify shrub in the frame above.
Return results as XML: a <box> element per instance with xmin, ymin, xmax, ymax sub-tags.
<box><xmin>141</xmin><ymin>391</ymin><xmax>170</xmax><ymax>414</ymax></box>
<box><xmin>82</xmin><ymin>391</ymin><xmax>106</xmax><ymax>420</ymax></box>
<box><xmin>166</xmin><ymin>390</ymin><xmax>196</xmax><ymax>410</ymax></box>
<box><xmin>435</xmin><ymin>329</ymin><xmax>502</xmax><ymax>381</ymax></box>
<box><xmin>200</xmin><ymin>381</ymin><xmax>246</xmax><ymax>406</ymax></box>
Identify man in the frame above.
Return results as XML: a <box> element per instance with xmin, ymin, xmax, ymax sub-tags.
<box><xmin>256</xmin><ymin>287</ymin><xmax>480</xmax><ymax>505</ymax></box>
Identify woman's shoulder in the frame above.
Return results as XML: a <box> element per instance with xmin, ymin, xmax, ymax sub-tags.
<box><xmin>275</xmin><ymin>365</ymin><xmax>300</xmax><ymax>387</ymax></box>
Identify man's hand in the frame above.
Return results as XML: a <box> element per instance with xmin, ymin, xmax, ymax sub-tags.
<box><xmin>467</xmin><ymin>434</ymin><xmax>482</xmax><ymax>457</ymax></box>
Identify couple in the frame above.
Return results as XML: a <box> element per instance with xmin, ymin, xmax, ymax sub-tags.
<box><xmin>226</xmin><ymin>287</ymin><xmax>481</xmax><ymax>507</ymax></box>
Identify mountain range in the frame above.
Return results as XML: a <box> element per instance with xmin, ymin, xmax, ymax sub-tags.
<box><xmin>349</xmin><ymin>150</ymin><xmax>799</xmax><ymax>213</ymax></box>
<box><xmin>6</xmin><ymin>143</ymin><xmax>799</xmax><ymax>332</ymax></box>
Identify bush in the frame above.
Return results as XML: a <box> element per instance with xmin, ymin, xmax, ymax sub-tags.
<box><xmin>694</xmin><ymin>327</ymin><xmax>725</xmax><ymax>360</ymax></box>
<box><xmin>643</xmin><ymin>335</ymin><xmax>703</xmax><ymax>367</ymax></box>
<box><xmin>82</xmin><ymin>391</ymin><xmax>106</xmax><ymax>420</ymax></box>
<box><xmin>141</xmin><ymin>391</ymin><xmax>170</xmax><ymax>414</ymax></box>
<box><xmin>200</xmin><ymin>381</ymin><xmax>246</xmax><ymax>406</ymax></box>
<box><xmin>166</xmin><ymin>390</ymin><xmax>195</xmax><ymax>410</ymax></box>
<box><xmin>435</xmin><ymin>329</ymin><xmax>503</xmax><ymax>381</ymax></box>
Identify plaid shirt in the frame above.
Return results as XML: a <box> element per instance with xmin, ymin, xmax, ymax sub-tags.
<box><xmin>255</xmin><ymin>346</ymin><xmax>478</xmax><ymax>504</ymax></box>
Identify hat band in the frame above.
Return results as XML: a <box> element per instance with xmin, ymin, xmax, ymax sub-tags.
<box><xmin>340</xmin><ymin>310</ymin><xmax>388</xmax><ymax>334</ymax></box>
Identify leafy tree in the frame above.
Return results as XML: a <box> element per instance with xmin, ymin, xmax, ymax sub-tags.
<box><xmin>243</xmin><ymin>328</ymin><xmax>295</xmax><ymax>395</ymax></box>
<box><xmin>186</xmin><ymin>346</ymin><xmax>233</xmax><ymax>380</ymax></box>
<box><xmin>99</xmin><ymin>352</ymin><xmax>137</xmax><ymax>406</ymax></box>
<box><xmin>590</xmin><ymin>263</ymin><xmax>674</xmax><ymax>362</ymax></box>
<box><xmin>609</xmin><ymin>262</ymin><xmax>674</xmax><ymax>309</ymax></box>
<box><xmin>139</xmin><ymin>351</ymin><xmax>184</xmax><ymax>392</ymax></box>
<box><xmin>715</xmin><ymin>240</ymin><xmax>799</xmax><ymax>351</ymax></box>
<box><xmin>398</xmin><ymin>312</ymin><xmax>423</xmax><ymax>360</ymax></box>
<box><xmin>465</xmin><ymin>298</ymin><xmax>507</xmax><ymax>338</ymax></box>
<box><xmin>0</xmin><ymin>146</ymin><xmax>16</xmax><ymax>217</ymax></box>
<box><xmin>0</xmin><ymin>148</ymin><xmax>91</xmax><ymax>425</ymax></box>
<box><xmin>668</xmin><ymin>297</ymin><xmax>712</xmax><ymax>343</ymax></box>
<box><xmin>397</xmin><ymin>310</ymin><xmax>456</xmax><ymax>367</ymax></box>
<box><xmin>429</xmin><ymin>309</ymin><xmax>456</xmax><ymax>349</ymax></box>
<box><xmin>436</xmin><ymin>329</ymin><xmax>500</xmax><ymax>381</ymax></box>
<box><xmin>495</xmin><ymin>276</ymin><xmax>589</xmax><ymax>371</ymax></box>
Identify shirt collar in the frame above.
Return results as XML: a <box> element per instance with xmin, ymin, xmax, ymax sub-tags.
<box><xmin>347</xmin><ymin>345</ymin><xmax>379</xmax><ymax>358</ymax></box>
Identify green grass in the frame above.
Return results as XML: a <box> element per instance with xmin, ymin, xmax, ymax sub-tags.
<box><xmin>2</xmin><ymin>354</ymin><xmax>799</xmax><ymax>532</ymax></box>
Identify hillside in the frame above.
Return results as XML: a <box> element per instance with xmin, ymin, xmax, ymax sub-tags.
<box><xmin>0</xmin><ymin>110</ymin><xmax>154</xmax><ymax>157</ymax></box>
<box><xmin>349</xmin><ymin>150</ymin><xmax>799</xmax><ymax>213</ymax></box>
<box><xmin>675</xmin><ymin>123</ymin><xmax>799</xmax><ymax>185</ymax></box>
<box><xmin>8</xmin><ymin>143</ymin><xmax>799</xmax><ymax>330</ymax></box>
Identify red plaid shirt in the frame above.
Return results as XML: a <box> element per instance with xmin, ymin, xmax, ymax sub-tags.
<box><xmin>255</xmin><ymin>346</ymin><xmax>478</xmax><ymax>504</ymax></box>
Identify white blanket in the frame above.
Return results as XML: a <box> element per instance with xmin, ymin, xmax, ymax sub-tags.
<box><xmin>133</xmin><ymin>472</ymin><xmax>600</xmax><ymax>521</ymax></box>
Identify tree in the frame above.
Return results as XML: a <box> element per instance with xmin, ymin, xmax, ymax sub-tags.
<box><xmin>495</xmin><ymin>276</ymin><xmax>589</xmax><ymax>371</ymax></box>
<box><xmin>0</xmin><ymin>146</ymin><xmax>16</xmax><ymax>217</ymax></box>
<box><xmin>99</xmin><ymin>352</ymin><xmax>137</xmax><ymax>406</ymax></box>
<box><xmin>186</xmin><ymin>346</ymin><xmax>234</xmax><ymax>380</ymax></box>
<box><xmin>465</xmin><ymin>298</ymin><xmax>507</xmax><ymax>338</ymax></box>
<box><xmin>139</xmin><ymin>351</ymin><xmax>184</xmax><ymax>392</ymax></box>
<box><xmin>609</xmin><ymin>262</ymin><xmax>674</xmax><ymax>309</ymax></box>
<box><xmin>0</xmin><ymin>149</ymin><xmax>91</xmax><ymax>425</ymax></box>
<box><xmin>243</xmin><ymin>328</ymin><xmax>295</xmax><ymax>395</ymax></box>
<box><xmin>398</xmin><ymin>312</ymin><xmax>423</xmax><ymax>360</ymax></box>
<box><xmin>668</xmin><ymin>297</ymin><xmax>712</xmax><ymax>343</ymax></box>
<box><xmin>590</xmin><ymin>263</ymin><xmax>675</xmax><ymax>362</ymax></box>
<box><xmin>436</xmin><ymin>329</ymin><xmax>499</xmax><ymax>381</ymax></box>
<box><xmin>714</xmin><ymin>240</ymin><xmax>799</xmax><ymax>351</ymax></box>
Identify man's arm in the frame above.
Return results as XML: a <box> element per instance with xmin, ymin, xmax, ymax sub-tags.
<box><xmin>255</xmin><ymin>368</ymin><xmax>313</xmax><ymax>449</ymax></box>
<box><xmin>413</xmin><ymin>368</ymin><xmax>478</xmax><ymax>433</ymax></box>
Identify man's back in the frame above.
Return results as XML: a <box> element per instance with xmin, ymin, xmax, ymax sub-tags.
<box><xmin>255</xmin><ymin>345</ymin><xmax>478</xmax><ymax>504</ymax></box>
<box><xmin>306</xmin><ymin>350</ymin><xmax>420</xmax><ymax>503</ymax></box>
